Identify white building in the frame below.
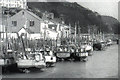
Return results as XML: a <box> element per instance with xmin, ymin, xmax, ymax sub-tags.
<box><xmin>40</xmin><ymin>20</ymin><xmax>59</xmax><ymax>40</ymax></box>
<box><xmin>1</xmin><ymin>8</ymin><xmax>70</xmax><ymax>41</ymax></box>
<box><xmin>0</xmin><ymin>0</ymin><xmax>27</xmax><ymax>9</ymax></box>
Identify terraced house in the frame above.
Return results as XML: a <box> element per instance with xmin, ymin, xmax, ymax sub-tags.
<box><xmin>0</xmin><ymin>0</ymin><xmax>27</xmax><ymax>9</ymax></box>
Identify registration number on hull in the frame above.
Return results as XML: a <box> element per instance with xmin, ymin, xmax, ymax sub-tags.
<box><xmin>77</xmin><ymin>53</ymin><xmax>88</xmax><ymax>57</ymax></box>
<box><xmin>57</xmin><ymin>53</ymin><xmax>70</xmax><ymax>58</ymax></box>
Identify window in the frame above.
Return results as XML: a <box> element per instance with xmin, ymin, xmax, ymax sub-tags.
<box><xmin>52</xmin><ymin>27</ymin><xmax>55</xmax><ymax>29</ymax></box>
<box><xmin>48</xmin><ymin>24</ymin><xmax>57</xmax><ymax>31</ymax></box>
<box><xmin>9</xmin><ymin>4</ymin><xmax>11</xmax><ymax>7</ymax></box>
<box><xmin>29</xmin><ymin>20</ymin><xmax>34</xmax><ymax>26</ymax></box>
<box><xmin>22</xmin><ymin>12</ymin><xmax>24</xmax><ymax>15</ymax></box>
<box><xmin>6</xmin><ymin>4</ymin><xmax>8</xmax><ymax>7</ymax></box>
<box><xmin>12</xmin><ymin>21</ymin><xmax>17</xmax><ymax>26</ymax></box>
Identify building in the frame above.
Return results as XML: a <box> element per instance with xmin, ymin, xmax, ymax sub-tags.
<box><xmin>7</xmin><ymin>10</ymin><xmax>42</xmax><ymax>33</ymax></box>
<box><xmin>6</xmin><ymin>10</ymin><xmax>62</xmax><ymax>40</ymax></box>
<box><xmin>42</xmin><ymin>11</ymin><xmax>54</xmax><ymax>20</ymax></box>
<box><xmin>0</xmin><ymin>6</ymin><xmax>2</xmax><ymax>39</ymax></box>
<box><xmin>2</xmin><ymin>8</ymin><xmax>70</xmax><ymax>41</ymax></box>
<box><xmin>6</xmin><ymin>9</ymin><xmax>43</xmax><ymax>39</ymax></box>
<box><xmin>0</xmin><ymin>0</ymin><xmax>27</xmax><ymax>9</ymax></box>
<box><xmin>0</xmin><ymin>6</ymin><xmax>6</xmax><ymax>39</ymax></box>
<box><xmin>40</xmin><ymin>20</ymin><xmax>58</xmax><ymax>40</ymax></box>
<box><xmin>42</xmin><ymin>11</ymin><xmax>69</xmax><ymax>39</ymax></box>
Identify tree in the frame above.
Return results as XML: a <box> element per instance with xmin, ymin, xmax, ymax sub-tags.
<box><xmin>113</xmin><ymin>23</ymin><xmax>120</xmax><ymax>34</ymax></box>
<box><xmin>51</xmin><ymin>9</ymin><xmax>59</xmax><ymax>18</ymax></box>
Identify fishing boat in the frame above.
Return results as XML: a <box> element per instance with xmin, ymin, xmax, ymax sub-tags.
<box><xmin>15</xmin><ymin>33</ymin><xmax>46</xmax><ymax>72</ymax></box>
<box><xmin>40</xmin><ymin>48</ymin><xmax>56</xmax><ymax>67</ymax></box>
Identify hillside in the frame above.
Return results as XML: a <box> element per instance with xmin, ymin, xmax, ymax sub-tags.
<box><xmin>27</xmin><ymin>2</ymin><xmax>117</xmax><ymax>33</ymax></box>
<box><xmin>101</xmin><ymin>16</ymin><xmax>119</xmax><ymax>25</ymax></box>
<box><xmin>101</xmin><ymin>16</ymin><xmax>120</xmax><ymax>34</ymax></box>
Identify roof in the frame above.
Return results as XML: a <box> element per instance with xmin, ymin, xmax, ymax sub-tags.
<box><xmin>2</xmin><ymin>7</ymin><xmax>22</xmax><ymax>17</ymax></box>
<box><xmin>25</xmin><ymin>9</ymin><xmax>43</xmax><ymax>21</ymax></box>
<box><xmin>9</xmin><ymin>9</ymin><xmax>43</xmax><ymax>22</ymax></box>
<box><xmin>25</xmin><ymin>28</ymin><xmax>34</xmax><ymax>34</ymax></box>
<box><xmin>27</xmin><ymin>8</ymin><xmax>69</xmax><ymax>27</ymax></box>
<box><xmin>19</xmin><ymin>27</ymin><xmax>34</xmax><ymax>34</ymax></box>
<box><xmin>9</xmin><ymin>9</ymin><xmax>70</xmax><ymax>33</ymax></box>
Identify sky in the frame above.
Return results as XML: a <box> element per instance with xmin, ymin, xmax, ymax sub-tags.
<box><xmin>78</xmin><ymin>2</ymin><xmax>118</xmax><ymax>19</ymax></box>
<box><xmin>118</xmin><ymin>1</ymin><xmax>120</xmax><ymax>22</ymax></box>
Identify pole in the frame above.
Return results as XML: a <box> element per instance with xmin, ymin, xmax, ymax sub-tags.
<box><xmin>69</xmin><ymin>23</ymin><xmax>71</xmax><ymax>44</ymax></box>
<box><xmin>5</xmin><ymin>7</ymin><xmax>10</xmax><ymax>55</ymax></box>
<box><xmin>78</xmin><ymin>27</ymin><xmax>81</xmax><ymax>45</ymax></box>
<box><xmin>75</xmin><ymin>23</ymin><xmax>77</xmax><ymax>44</ymax></box>
<box><xmin>44</xmin><ymin>23</ymin><xmax>47</xmax><ymax>50</ymax></box>
<box><xmin>0</xmin><ymin>6</ymin><xmax>2</xmax><ymax>54</ymax></box>
<box><xmin>61</xmin><ymin>28</ymin><xmax>63</xmax><ymax>45</ymax></box>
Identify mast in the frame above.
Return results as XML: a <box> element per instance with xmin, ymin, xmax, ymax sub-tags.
<box><xmin>78</xmin><ymin>26</ymin><xmax>81</xmax><ymax>45</ymax></box>
<box><xmin>24</xmin><ymin>8</ymin><xmax>28</xmax><ymax>55</ymax></box>
<box><xmin>5</xmin><ymin>6</ymin><xmax>10</xmax><ymax>54</ymax></box>
<box><xmin>0</xmin><ymin>6</ymin><xmax>2</xmax><ymax>54</ymax></box>
<box><xmin>43</xmin><ymin>22</ymin><xmax>47</xmax><ymax>50</ymax></box>
<box><xmin>74</xmin><ymin>22</ymin><xmax>77</xmax><ymax>44</ymax></box>
<box><xmin>17</xmin><ymin>33</ymin><xmax>28</xmax><ymax>59</ymax></box>
<box><xmin>69</xmin><ymin>23</ymin><xmax>71</xmax><ymax>44</ymax></box>
<box><xmin>77</xmin><ymin>21</ymin><xmax>81</xmax><ymax>44</ymax></box>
